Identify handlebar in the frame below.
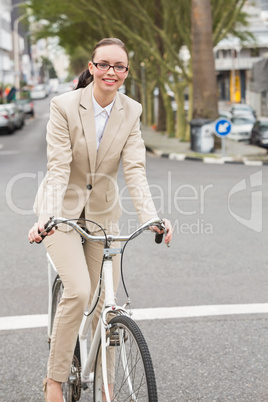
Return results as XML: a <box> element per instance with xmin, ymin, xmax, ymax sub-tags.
<box><xmin>31</xmin><ymin>217</ymin><xmax>169</xmax><ymax>247</ymax></box>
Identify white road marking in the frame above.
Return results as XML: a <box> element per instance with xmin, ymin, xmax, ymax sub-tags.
<box><xmin>169</xmin><ymin>153</ymin><xmax>186</xmax><ymax>161</ymax></box>
<box><xmin>0</xmin><ymin>314</ymin><xmax>47</xmax><ymax>330</ymax></box>
<box><xmin>0</xmin><ymin>150</ymin><xmax>20</xmax><ymax>155</ymax></box>
<box><xmin>204</xmin><ymin>157</ymin><xmax>224</xmax><ymax>164</ymax></box>
<box><xmin>1</xmin><ymin>303</ymin><xmax>268</xmax><ymax>331</ymax></box>
<box><xmin>243</xmin><ymin>159</ymin><xmax>263</xmax><ymax>166</ymax></box>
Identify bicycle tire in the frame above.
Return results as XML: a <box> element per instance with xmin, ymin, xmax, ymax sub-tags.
<box><xmin>93</xmin><ymin>315</ymin><xmax>158</xmax><ymax>402</ymax></box>
<box><xmin>51</xmin><ymin>275</ymin><xmax>81</xmax><ymax>402</ymax></box>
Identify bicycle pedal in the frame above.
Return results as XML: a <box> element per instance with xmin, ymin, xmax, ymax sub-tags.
<box><xmin>81</xmin><ymin>382</ymin><xmax>89</xmax><ymax>390</ymax></box>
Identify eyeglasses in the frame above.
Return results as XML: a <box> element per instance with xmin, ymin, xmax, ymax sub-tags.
<box><xmin>93</xmin><ymin>62</ymin><xmax>129</xmax><ymax>73</ymax></box>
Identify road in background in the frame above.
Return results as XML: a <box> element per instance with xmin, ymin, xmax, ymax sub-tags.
<box><xmin>1</xmin><ymin>95</ymin><xmax>268</xmax><ymax>401</ymax></box>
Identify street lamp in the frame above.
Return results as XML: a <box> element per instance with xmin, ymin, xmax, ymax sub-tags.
<box><xmin>14</xmin><ymin>12</ymin><xmax>28</xmax><ymax>98</ymax></box>
<box><xmin>140</xmin><ymin>62</ymin><xmax>147</xmax><ymax>125</ymax></box>
<box><xmin>0</xmin><ymin>1</ymin><xmax>29</xmax><ymax>99</ymax></box>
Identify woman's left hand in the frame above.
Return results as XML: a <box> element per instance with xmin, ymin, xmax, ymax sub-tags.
<box><xmin>152</xmin><ymin>218</ymin><xmax>173</xmax><ymax>244</ymax></box>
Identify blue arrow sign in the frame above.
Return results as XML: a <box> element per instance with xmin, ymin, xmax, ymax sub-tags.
<box><xmin>214</xmin><ymin>118</ymin><xmax>232</xmax><ymax>138</ymax></box>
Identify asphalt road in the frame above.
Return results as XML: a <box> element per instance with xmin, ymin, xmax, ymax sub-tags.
<box><xmin>1</xmin><ymin>95</ymin><xmax>268</xmax><ymax>401</ymax></box>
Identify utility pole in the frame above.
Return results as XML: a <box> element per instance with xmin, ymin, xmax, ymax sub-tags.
<box><xmin>13</xmin><ymin>12</ymin><xmax>27</xmax><ymax>98</ymax></box>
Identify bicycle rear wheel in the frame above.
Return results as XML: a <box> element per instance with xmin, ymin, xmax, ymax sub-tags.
<box><xmin>51</xmin><ymin>275</ymin><xmax>81</xmax><ymax>402</ymax></box>
<box><xmin>93</xmin><ymin>315</ymin><xmax>158</xmax><ymax>402</ymax></box>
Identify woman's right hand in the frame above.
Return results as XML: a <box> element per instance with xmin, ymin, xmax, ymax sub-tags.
<box><xmin>28</xmin><ymin>220</ymin><xmax>55</xmax><ymax>244</ymax></box>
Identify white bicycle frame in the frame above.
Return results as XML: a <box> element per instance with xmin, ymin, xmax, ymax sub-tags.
<box><xmin>46</xmin><ymin>217</ymin><xmax>163</xmax><ymax>402</ymax></box>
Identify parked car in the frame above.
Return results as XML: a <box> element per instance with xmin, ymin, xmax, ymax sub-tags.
<box><xmin>30</xmin><ymin>84</ymin><xmax>48</xmax><ymax>100</ymax></box>
<box><xmin>0</xmin><ymin>105</ymin><xmax>15</xmax><ymax>133</ymax></box>
<box><xmin>249</xmin><ymin>117</ymin><xmax>268</xmax><ymax>148</ymax></box>
<box><xmin>4</xmin><ymin>103</ymin><xmax>24</xmax><ymax>129</ymax></box>
<box><xmin>230</xmin><ymin>103</ymin><xmax>257</xmax><ymax>119</ymax></box>
<box><xmin>56</xmin><ymin>82</ymin><xmax>73</xmax><ymax>94</ymax></box>
<box><xmin>228</xmin><ymin>115</ymin><xmax>256</xmax><ymax>141</ymax></box>
<box><xmin>219</xmin><ymin>110</ymin><xmax>232</xmax><ymax>119</ymax></box>
<box><xmin>15</xmin><ymin>98</ymin><xmax>35</xmax><ymax>117</ymax></box>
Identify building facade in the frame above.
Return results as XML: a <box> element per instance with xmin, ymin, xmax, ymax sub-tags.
<box><xmin>0</xmin><ymin>0</ymin><xmax>14</xmax><ymax>87</ymax></box>
<box><xmin>214</xmin><ymin>2</ymin><xmax>268</xmax><ymax>115</ymax></box>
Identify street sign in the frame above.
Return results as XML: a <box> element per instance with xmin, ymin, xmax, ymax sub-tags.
<box><xmin>214</xmin><ymin>118</ymin><xmax>232</xmax><ymax>138</ymax></box>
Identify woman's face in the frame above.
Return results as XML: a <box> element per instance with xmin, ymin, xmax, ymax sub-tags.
<box><xmin>88</xmin><ymin>44</ymin><xmax>129</xmax><ymax>99</ymax></box>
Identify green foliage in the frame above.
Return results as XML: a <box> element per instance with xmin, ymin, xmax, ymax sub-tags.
<box><xmin>68</xmin><ymin>47</ymin><xmax>90</xmax><ymax>76</ymax></box>
<box><xmin>27</xmin><ymin>0</ymin><xmax>253</xmax><ymax>137</ymax></box>
<box><xmin>211</xmin><ymin>0</ymin><xmax>254</xmax><ymax>45</ymax></box>
<box><xmin>41</xmin><ymin>56</ymin><xmax>58</xmax><ymax>78</ymax></box>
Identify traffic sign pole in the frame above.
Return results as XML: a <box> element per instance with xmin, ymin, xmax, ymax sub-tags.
<box><xmin>214</xmin><ymin>118</ymin><xmax>232</xmax><ymax>158</ymax></box>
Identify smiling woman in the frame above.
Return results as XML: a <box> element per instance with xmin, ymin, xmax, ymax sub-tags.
<box><xmin>28</xmin><ymin>36</ymin><xmax>172</xmax><ymax>401</ymax></box>
<box><xmin>75</xmin><ymin>37</ymin><xmax>129</xmax><ymax>98</ymax></box>
<box><xmin>88</xmin><ymin>43</ymin><xmax>129</xmax><ymax>106</ymax></box>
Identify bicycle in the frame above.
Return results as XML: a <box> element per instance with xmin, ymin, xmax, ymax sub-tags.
<box><xmin>35</xmin><ymin>216</ymin><xmax>169</xmax><ymax>402</ymax></box>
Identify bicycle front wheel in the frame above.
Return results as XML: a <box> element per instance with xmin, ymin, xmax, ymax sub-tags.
<box><xmin>94</xmin><ymin>315</ymin><xmax>158</xmax><ymax>402</ymax></box>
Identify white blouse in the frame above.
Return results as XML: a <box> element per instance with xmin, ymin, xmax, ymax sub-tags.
<box><xmin>92</xmin><ymin>93</ymin><xmax>115</xmax><ymax>150</ymax></box>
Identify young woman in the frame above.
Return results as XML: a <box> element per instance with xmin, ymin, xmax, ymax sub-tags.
<box><xmin>28</xmin><ymin>37</ymin><xmax>172</xmax><ymax>401</ymax></box>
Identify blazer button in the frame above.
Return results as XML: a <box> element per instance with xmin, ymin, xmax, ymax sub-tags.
<box><xmin>86</xmin><ymin>184</ymin><xmax>92</xmax><ymax>190</ymax></box>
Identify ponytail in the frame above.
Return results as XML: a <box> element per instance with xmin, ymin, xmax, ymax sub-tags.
<box><xmin>75</xmin><ymin>69</ymin><xmax>93</xmax><ymax>90</ymax></box>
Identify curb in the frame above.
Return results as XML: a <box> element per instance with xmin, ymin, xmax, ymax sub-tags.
<box><xmin>146</xmin><ymin>146</ymin><xmax>268</xmax><ymax>166</ymax></box>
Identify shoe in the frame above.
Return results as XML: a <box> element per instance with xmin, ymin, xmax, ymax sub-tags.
<box><xmin>43</xmin><ymin>377</ymin><xmax>48</xmax><ymax>402</ymax></box>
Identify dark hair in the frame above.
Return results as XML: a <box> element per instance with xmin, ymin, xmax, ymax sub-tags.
<box><xmin>75</xmin><ymin>38</ymin><xmax>128</xmax><ymax>90</ymax></box>
<box><xmin>75</xmin><ymin>70</ymin><xmax>93</xmax><ymax>89</ymax></box>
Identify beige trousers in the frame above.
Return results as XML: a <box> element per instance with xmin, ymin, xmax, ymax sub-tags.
<box><xmin>44</xmin><ymin>228</ymin><xmax>121</xmax><ymax>383</ymax></box>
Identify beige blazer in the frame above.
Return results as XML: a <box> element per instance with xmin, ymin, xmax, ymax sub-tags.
<box><xmin>34</xmin><ymin>82</ymin><xmax>158</xmax><ymax>232</ymax></box>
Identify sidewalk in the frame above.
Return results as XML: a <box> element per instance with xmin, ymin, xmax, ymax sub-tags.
<box><xmin>141</xmin><ymin>125</ymin><xmax>268</xmax><ymax>166</ymax></box>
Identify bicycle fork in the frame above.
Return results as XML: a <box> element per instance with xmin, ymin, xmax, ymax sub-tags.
<box><xmin>101</xmin><ymin>257</ymin><xmax>137</xmax><ymax>402</ymax></box>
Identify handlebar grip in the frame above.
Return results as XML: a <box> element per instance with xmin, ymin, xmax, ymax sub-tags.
<box><xmin>36</xmin><ymin>221</ymin><xmax>53</xmax><ymax>244</ymax></box>
<box><xmin>44</xmin><ymin>221</ymin><xmax>50</xmax><ymax>230</ymax></box>
<box><xmin>155</xmin><ymin>233</ymin><xmax>164</xmax><ymax>244</ymax></box>
<box><xmin>36</xmin><ymin>230</ymin><xmax>46</xmax><ymax>244</ymax></box>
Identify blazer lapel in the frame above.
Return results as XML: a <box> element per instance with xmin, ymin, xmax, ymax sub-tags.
<box><xmin>79</xmin><ymin>83</ymin><xmax>97</xmax><ymax>183</ymax></box>
<box><xmin>96</xmin><ymin>93</ymin><xmax>124</xmax><ymax>170</ymax></box>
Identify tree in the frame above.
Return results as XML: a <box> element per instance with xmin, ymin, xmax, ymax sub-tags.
<box><xmin>40</xmin><ymin>57</ymin><xmax>58</xmax><ymax>81</ymax></box>
<box><xmin>191</xmin><ymin>0</ymin><xmax>218</xmax><ymax>120</ymax></box>
<box><xmin>27</xmin><ymin>0</ymin><xmax>252</xmax><ymax>140</ymax></box>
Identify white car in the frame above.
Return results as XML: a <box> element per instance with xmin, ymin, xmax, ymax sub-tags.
<box><xmin>56</xmin><ymin>82</ymin><xmax>73</xmax><ymax>94</ymax></box>
<box><xmin>230</xmin><ymin>103</ymin><xmax>256</xmax><ymax>119</ymax></box>
<box><xmin>4</xmin><ymin>103</ymin><xmax>24</xmax><ymax>129</ymax></box>
<box><xmin>30</xmin><ymin>84</ymin><xmax>48</xmax><ymax>100</ymax></box>
<box><xmin>0</xmin><ymin>105</ymin><xmax>15</xmax><ymax>133</ymax></box>
<box><xmin>228</xmin><ymin>115</ymin><xmax>256</xmax><ymax>141</ymax></box>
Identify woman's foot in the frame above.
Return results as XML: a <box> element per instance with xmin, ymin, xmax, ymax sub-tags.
<box><xmin>45</xmin><ymin>377</ymin><xmax>63</xmax><ymax>402</ymax></box>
